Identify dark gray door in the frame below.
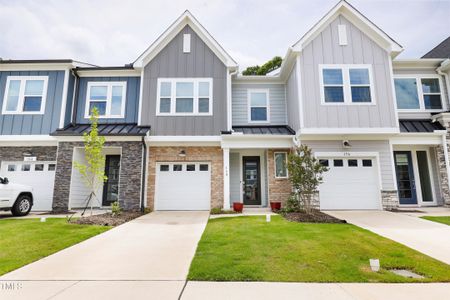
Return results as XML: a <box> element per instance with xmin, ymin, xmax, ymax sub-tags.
<box><xmin>394</xmin><ymin>151</ymin><xmax>417</xmax><ymax>205</ymax></box>
<box><xmin>243</xmin><ymin>156</ymin><xmax>261</xmax><ymax>205</ymax></box>
<box><xmin>102</xmin><ymin>155</ymin><xmax>121</xmax><ymax>206</ymax></box>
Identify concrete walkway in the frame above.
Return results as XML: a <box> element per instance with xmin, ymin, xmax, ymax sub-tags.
<box><xmin>326</xmin><ymin>210</ymin><xmax>450</xmax><ymax>264</ymax></box>
<box><xmin>0</xmin><ymin>211</ymin><xmax>208</xmax><ymax>300</ymax></box>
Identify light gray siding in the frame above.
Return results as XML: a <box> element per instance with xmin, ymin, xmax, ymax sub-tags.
<box><xmin>75</xmin><ymin>76</ymin><xmax>141</xmax><ymax>124</ymax></box>
<box><xmin>0</xmin><ymin>70</ymin><xmax>65</xmax><ymax>135</ymax></box>
<box><xmin>303</xmin><ymin>140</ymin><xmax>395</xmax><ymax>190</ymax></box>
<box><xmin>230</xmin><ymin>152</ymin><xmax>240</xmax><ymax>202</ymax></box>
<box><xmin>141</xmin><ymin>25</ymin><xmax>227</xmax><ymax>135</ymax></box>
<box><xmin>232</xmin><ymin>83</ymin><xmax>287</xmax><ymax>125</ymax></box>
<box><xmin>300</xmin><ymin>15</ymin><xmax>397</xmax><ymax>129</ymax></box>
<box><xmin>286</xmin><ymin>62</ymin><xmax>300</xmax><ymax>131</ymax></box>
<box><xmin>64</xmin><ymin>72</ymin><xmax>75</xmax><ymax>126</ymax></box>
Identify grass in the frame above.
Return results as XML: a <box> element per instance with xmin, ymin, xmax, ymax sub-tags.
<box><xmin>0</xmin><ymin>218</ymin><xmax>110</xmax><ymax>276</ymax></box>
<box><xmin>421</xmin><ymin>216</ymin><xmax>450</xmax><ymax>226</ymax></box>
<box><xmin>188</xmin><ymin>215</ymin><xmax>450</xmax><ymax>282</ymax></box>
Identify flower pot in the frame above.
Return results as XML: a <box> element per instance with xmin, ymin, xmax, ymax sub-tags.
<box><xmin>270</xmin><ymin>201</ymin><xmax>281</xmax><ymax>212</ymax></box>
<box><xmin>233</xmin><ymin>202</ymin><xmax>244</xmax><ymax>213</ymax></box>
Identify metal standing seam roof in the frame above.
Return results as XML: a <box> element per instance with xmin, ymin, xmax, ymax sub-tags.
<box><xmin>226</xmin><ymin>125</ymin><xmax>296</xmax><ymax>135</ymax></box>
<box><xmin>51</xmin><ymin>123</ymin><xmax>150</xmax><ymax>136</ymax></box>
<box><xmin>399</xmin><ymin>120</ymin><xmax>445</xmax><ymax>133</ymax></box>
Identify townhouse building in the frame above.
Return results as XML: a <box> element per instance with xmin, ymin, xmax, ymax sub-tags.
<box><xmin>1</xmin><ymin>0</ymin><xmax>449</xmax><ymax>213</ymax></box>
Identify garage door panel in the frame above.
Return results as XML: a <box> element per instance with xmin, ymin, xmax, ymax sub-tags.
<box><xmin>319</xmin><ymin>158</ymin><xmax>380</xmax><ymax>210</ymax></box>
<box><xmin>0</xmin><ymin>161</ymin><xmax>56</xmax><ymax>211</ymax></box>
<box><xmin>155</xmin><ymin>162</ymin><xmax>211</xmax><ymax>211</ymax></box>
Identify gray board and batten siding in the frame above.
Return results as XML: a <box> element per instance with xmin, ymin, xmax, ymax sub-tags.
<box><xmin>141</xmin><ymin>25</ymin><xmax>228</xmax><ymax>136</ymax></box>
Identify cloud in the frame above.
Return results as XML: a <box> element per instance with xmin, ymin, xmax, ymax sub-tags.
<box><xmin>0</xmin><ymin>0</ymin><xmax>449</xmax><ymax>67</ymax></box>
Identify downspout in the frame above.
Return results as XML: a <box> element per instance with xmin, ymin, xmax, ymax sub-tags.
<box><xmin>437</xmin><ymin>66</ymin><xmax>450</xmax><ymax>111</ymax></box>
<box><xmin>140</xmin><ymin>136</ymin><xmax>147</xmax><ymax>212</ymax></box>
<box><xmin>71</xmin><ymin>69</ymin><xmax>80</xmax><ymax>125</ymax></box>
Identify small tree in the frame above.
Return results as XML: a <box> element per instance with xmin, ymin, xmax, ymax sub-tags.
<box><xmin>242</xmin><ymin>56</ymin><xmax>282</xmax><ymax>75</ymax></box>
<box><xmin>287</xmin><ymin>144</ymin><xmax>328</xmax><ymax>213</ymax></box>
<box><xmin>73</xmin><ymin>107</ymin><xmax>107</xmax><ymax>216</ymax></box>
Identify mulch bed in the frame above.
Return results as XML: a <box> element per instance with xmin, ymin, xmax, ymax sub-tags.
<box><xmin>283</xmin><ymin>210</ymin><xmax>346</xmax><ymax>224</ymax></box>
<box><xmin>71</xmin><ymin>211</ymin><xmax>144</xmax><ymax>226</ymax></box>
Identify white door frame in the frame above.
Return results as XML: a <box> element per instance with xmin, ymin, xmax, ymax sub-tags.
<box><xmin>393</xmin><ymin>146</ymin><xmax>437</xmax><ymax>207</ymax></box>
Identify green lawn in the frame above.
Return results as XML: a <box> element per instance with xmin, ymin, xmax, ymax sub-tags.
<box><xmin>0</xmin><ymin>218</ymin><xmax>110</xmax><ymax>276</ymax></box>
<box><xmin>188</xmin><ymin>216</ymin><xmax>450</xmax><ymax>282</ymax></box>
<box><xmin>421</xmin><ymin>216</ymin><xmax>450</xmax><ymax>226</ymax></box>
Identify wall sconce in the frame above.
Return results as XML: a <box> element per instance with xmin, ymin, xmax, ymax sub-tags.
<box><xmin>178</xmin><ymin>150</ymin><xmax>186</xmax><ymax>157</ymax></box>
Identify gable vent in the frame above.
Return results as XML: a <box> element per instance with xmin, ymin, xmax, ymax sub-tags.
<box><xmin>338</xmin><ymin>25</ymin><xmax>347</xmax><ymax>46</ymax></box>
<box><xmin>183</xmin><ymin>34</ymin><xmax>191</xmax><ymax>53</ymax></box>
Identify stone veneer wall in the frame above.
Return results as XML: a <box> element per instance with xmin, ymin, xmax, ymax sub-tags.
<box><xmin>267</xmin><ymin>149</ymin><xmax>292</xmax><ymax>206</ymax></box>
<box><xmin>0</xmin><ymin>146</ymin><xmax>57</xmax><ymax>163</ymax></box>
<box><xmin>381</xmin><ymin>190</ymin><xmax>399</xmax><ymax>210</ymax></box>
<box><xmin>436</xmin><ymin>143</ymin><xmax>450</xmax><ymax>206</ymax></box>
<box><xmin>147</xmin><ymin>146</ymin><xmax>223</xmax><ymax>210</ymax></box>
<box><xmin>52</xmin><ymin>141</ymin><xmax>143</xmax><ymax>212</ymax></box>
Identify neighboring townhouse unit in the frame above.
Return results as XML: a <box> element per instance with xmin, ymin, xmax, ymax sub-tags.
<box><xmin>1</xmin><ymin>0</ymin><xmax>450</xmax><ymax>213</ymax></box>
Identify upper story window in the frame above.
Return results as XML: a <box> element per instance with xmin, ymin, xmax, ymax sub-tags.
<box><xmin>248</xmin><ymin>89</ymin><xmax>270</xmax><ymax>123</ymax></box>
<box><xmin>2</xmin><ymin>76</ymin><xmax>48</xmax><ymax>114</ymax></box>
<box><xmin>85</xmin><ymin>82</ymin><xmax>126</xmax><ymax>118</ymax></box>
<box><xmin>394</xmin><ymin>76</ymin><xmax>443</xmax><ymax>111</ymax></box>
<box><xmin>319</xmin><ymin>65</ymin><xmax>374</xmax><ymax>105</ymax></box>
<box><xmin>157</xmin><ymin>78</ymin><xmax>213</xmax><ymax>116</ymax></box>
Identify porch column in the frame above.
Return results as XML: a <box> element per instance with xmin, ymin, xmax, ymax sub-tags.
<box><xmin>223</xmin><ymin>148</ymin><xmax>230</xmax><ymax>210</ymax></box>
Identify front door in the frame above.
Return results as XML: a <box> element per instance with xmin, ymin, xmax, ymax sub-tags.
<box><xmin>242</xmin><ymin>156</ymin><xmax>261</xmax><ymax>205</ymax></box>
<box><xmin>102</xmin><ymin>155</ymin><xmax>121</xmax><ymax>206</ymax></box>
<box><xmin>394</xmin><ymin>151</ymin><xmax>417</xmax><ymax>205</ymax></box>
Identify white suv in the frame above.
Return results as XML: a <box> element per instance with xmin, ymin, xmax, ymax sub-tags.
<box><xmin>0</xmin><ymin>177</ymin><xmax>34</xmax><ymax>216</ymax></box>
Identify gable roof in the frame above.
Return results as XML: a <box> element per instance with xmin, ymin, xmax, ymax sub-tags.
<box><xmin>291</xmin><ymin>0</ymin><xmax>403</xmax><ymax>57</ymax></box>
<box><xmin>133</xmin><ymin>10</ymin><xmax>237</xmax><ymax>69</ymax></box>
<box><xmin>422</xmin><ymin>36</ymin><xmax>450</xmax><ymax>59</ymax></box>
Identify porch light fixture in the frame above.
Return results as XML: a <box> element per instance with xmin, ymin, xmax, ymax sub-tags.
<box><xmin>342</xmin><ymin>140</ymin><xmax>351</xmax><ymax>148</ymax></box>
<box><xmin>178</xmin><ymin>150</ymin><xmax>186</xmax><ymax>157</ymax></box>
<box><xmin>370</xmin><ymin>259</ymin><xmax>380</xmax><ymax>272</ymax></box>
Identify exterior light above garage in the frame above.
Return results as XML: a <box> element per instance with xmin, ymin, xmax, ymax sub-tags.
<box><xmin>178</xmin><ymin>150</ymin><xmax>186</xmax><ymax>157</ymax></box>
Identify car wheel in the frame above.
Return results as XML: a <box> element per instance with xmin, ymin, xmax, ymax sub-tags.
<box><xmin>11</xmin><ymin>195</ymin><xmax>32</xmax><ymax>216</ymax></box>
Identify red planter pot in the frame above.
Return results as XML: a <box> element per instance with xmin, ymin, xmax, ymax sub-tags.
<box><xmin>233</xmin><ymin>202</ymin><xmax>244</xmax><ymax>213</ymax></box>
<box><xmin>270</xmin><ymin>201</ymin><xmax>281</xmax><ymax>212</ymax></box>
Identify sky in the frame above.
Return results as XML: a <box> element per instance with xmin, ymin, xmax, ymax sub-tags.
<box><xmin>0</xmin><ymin>0</ymin><xmax>449</xmax><ymax>69</ymax></box>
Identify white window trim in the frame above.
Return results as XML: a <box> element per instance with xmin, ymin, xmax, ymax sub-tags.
<box><xmin>2</xmin><ymin>76</ymin><xmax>48</xmax><ymax>114</ymax></box>
<box><xmin>274</xmin><ymin>151</ymin><xmax>288</xmax><ymax>178</ymax></box>
<box><xmin>156</xmin><ymin>78</ymin><xmax>213</xmax><ymax>116</ymax></box>
<box><xmin>394</xmin><ymin>74</ymin><xmax>445</xmax><ymax>112</ymax></box>
<box><xmin>247</xmin><ymin>89</ymin><xmax>270</xmax><ymax>123</ymax></box>
<box><xmin>319</xmin><ymin>64</ymin><xmax>376</xmax><ymax>106</ymax></box>
<box><xmin>84</xmin><ymin>81</ymin><xmax>127</xmax><ymax>119</ymax></box>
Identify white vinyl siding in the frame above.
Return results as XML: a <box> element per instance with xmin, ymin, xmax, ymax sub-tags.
<box><xmin>232</xmin><ymin>84</ymin><xmax>286</xmax><ymax>126</ymax></box>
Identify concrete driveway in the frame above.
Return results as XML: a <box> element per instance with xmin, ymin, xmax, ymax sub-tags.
<box><xmin>326</xmin><ymin>210</ymin><xmax>450</xmax><ymax>265</ymax></box>
<box><xmin>0</xmin><ymin>211</ymin><xmax>208</xmax><ymax>299</ymax></box>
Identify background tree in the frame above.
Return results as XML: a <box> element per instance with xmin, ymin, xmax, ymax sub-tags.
<box><xmin>242</xmin><ymin>56</ymin><xmax>282</xmax><ymax>75</ymax></box>
<box><xmin>73</xmin><ymin>107</ymin><xmax>107</xmax><ymax>216</ymax></box>
<box><xmin>287</xmin><ymin>144</ymin><xmax>328</xmax><ymax>213</ymax></box>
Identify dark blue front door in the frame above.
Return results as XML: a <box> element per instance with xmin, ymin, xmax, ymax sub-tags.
<box><xmin>394</xmin><ymin>151</ymin><xmax>417</xmax><ymax>205</ymax></box>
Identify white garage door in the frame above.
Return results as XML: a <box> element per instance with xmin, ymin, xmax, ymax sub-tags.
<box><xmin>319</xmin><ymin>157</ymin><xmax>381</xmax><ymax>210</ymax></box>
<box><xmin>0</xmin><ymin>161</ymin><xmax>56</xmax><ymax>211</ymax></box>
<box><xmin>155</xmin><ymin>162</ymin><xmax>211</xmax><ymax>211</ymax></box>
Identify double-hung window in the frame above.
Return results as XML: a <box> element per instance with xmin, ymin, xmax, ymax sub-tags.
<box><xmin>2</xmin><ymin>76</ymin><xmax>48</xmax><ymax>114</ymax></box>
<box><xmin>394</xmin><ymin>76</ymin><xmax>443</xmax><ymax>111</ymax></box>
<box><xmin>85</xmin><ymin>82</ymin><xmax>126</xmax><ymax>118</ymax></box>
<box><xmin>157</xmin><ymin>78</ymin><xmax>212</xmax><ymax>115</ymax></box>
<box><xmin>248</xmin><ymin>89</ymin><xmax>270</xmax><ymax>122</ymax></box>
<box><xmin>320</xmin><ymin>65</ymin><xmax>374</xmax><ymax>104</ymax></box>
<box><xmin>274</xmin><ymin>152</ymin><xmax>288</xmax><ymax>178</ymax></box>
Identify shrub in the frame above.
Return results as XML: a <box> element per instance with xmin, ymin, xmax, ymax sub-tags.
<box><xmin>111</xmin><ymin>201</ymin><xmax>122</xmax><ymax>216</ymax></box>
